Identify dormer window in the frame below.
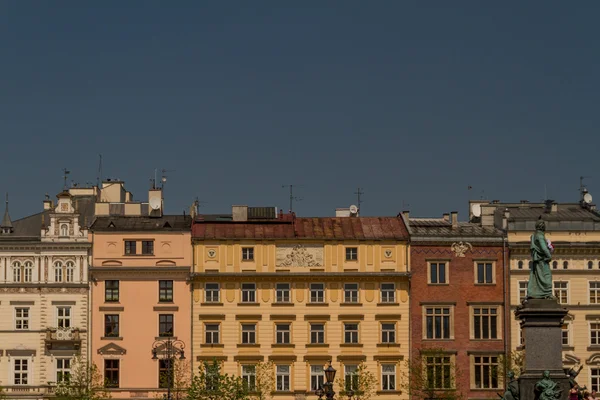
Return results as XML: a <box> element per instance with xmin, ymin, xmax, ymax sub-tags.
<box><xmin>60</xmin><ymin>224</ymin><xmax>69</xmax><ymax>237</ymax></box>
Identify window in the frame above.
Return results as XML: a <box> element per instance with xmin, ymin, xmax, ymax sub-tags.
<box><xmin>473</xmin><ymin>307</ymin><xmax>498</xmax><ymax>340</ymax></box>
<box><xmin>104</xmin><ymin>360</ymin><xmax>119</xmax><ymax>388</ymax></box>
<box><xmin>242</xmin><ymin>365</ymin><xmax>256</xmax><ymax>391</ymax></box>
<box><xmin>563</xmin><ymin>261</ymin><xmax>569</xmax><ymax>269</ymax></box>
<box><xmin>310</xmin><ymin>365</ymin><xmax>324</xmax><ymax>391</ymax></box>
<box><xmin>142</xmin><ymin>240</ymin><xmax>154</xmax><ymax>255</ymax></box>
<box><xmin>205</xmin><ymin>324</ymin><xmax>220</xmax><ymax>344</ymax></box>
<box><xmin>591</xmin><ymin>323</ymin><xmax>600</xmax><ymax>345</ymax></box>
<box><xmin>276</xmin><ymin>323</ymin><xmax>291</xmax><ymax>344</ymax></box>
<box><xmin>592</xmin><ymin>368</ymin><xmax>600</xmax><ymax>392</ymax></box>
<box><xmin>473</xmin><ymin>355</ymin><xmax>499</xmax><ymax>389</ymax></box>
<box><xmin>159</xmin><ymin>359</ymin><xmax>173</xmax><ymax>388</ymax></box>
<box><xmin>12</xmin><ymin>261</ymin><xmax>21</xmax><ymax>282</ymax></box>
<box><xmin>381</xmin><ymin>323</ymin><xmax>396</xmax><ymax>344</ymax></box>
<box><xmin>65</xmin><ymin>261</ymin><xmax>75</xmax><ymax>282</ymax></box>
<box><xmin>344</xmin><ymin>365</ymin><xmax>359</xmax><ymax>391</ymax></box>
<box><xmin>241</xmin><ymin>283</ymin><xmax>256</xmax><ymax>303</ymax></box>
<box><xmin>57</xmin><ymin>306</ymin><xmax>71</xmax><ymax>328</ymax></box>
<box><xmin>15</xmin><ymin>307</ymin><xmax>29</xmax><ymax>330</ymax></box>
<box><xmin>380</xmin><ymin>283</ymin><xmax>395</xmax><ymax>303</ymax></box>
<box><xmin>54</xmin><ymin>261</ymin><xmax>63</xmax><ymax>282</ymax></box>
<box><xmin>56</xmin><ymin>358</ymin><xmax>71</xmax><ymax>383</ymax></box>
<box><xmin>517</xmin><ymin>261</ymin><xmax>523</xmax><ymax>269</ymax></box>
<box><xmin>344</xmin><ymin>323</ymin><xmax>359</xmax><ymax>344</ymax></box>
<box><xmin>381</xmin><ymin>364</ymin><xmax>396</xmax><ymax>391</ymax></box>
<box><xmin>60</xmin><ymin>224</ymin><xmax>69</xmax><ymax>237</ymax></box>
<box><xmin>591</xmin><ymin>282</ymin><xmax>600</xmax><ymax>304</ymax></box>
<box><xmin>590</xmin><ymin>261</ymin><xmax>595</xmax><ymax>270</ymax></box>
<box><xmin>310</xmin><ymin>323</ymin><xmax>325</xmax><ymax>344</ymax></box>
<box><xmin>345</xmin><ymin>247</ymin><xmax>358</xmax><ymax>261</ymax></box>
<box><xmin>159</xmin><ymin>280</ymin><xmax>173</xmax><ymax>302</ymax></box>
<box><xmin>528</xmin><ymin>261</ymin><xmax>533</xmax><ymax>269</ymax></box>
<box><xmin>241</xmin><ymin>324</ymin><xmax>256</xmax><ymax>344</ymax></box>
<box><xmin>24</xmin><ymin>261</ymin><xmax>33</xmax><ymax>282</ymax></box>
<box><xmin>242</xmin><ymin>247</ymin><xmax>254</xmax><ymax>261</ymax></box>
<box><xmin>124</xmin><ymin>240</ymin><xmax>136</xmax><ymax>255</ymax></box>
<box><xmin>429</xmin><ymin>262</ymin><xmax>447</xmax><ymax>284</ymax></box>
<box><xmin>476</xmin><ymin>262</ymin><xmax>494</xmax><ymax>284</ymax></box>
<box><xmin>14</xmin><ymin>359</ymin><xmax>28</xmax><ymax>385</ymax></box>
<box><xmin>519</xmin><ymin>281</ymin><xmax>528</xmax><ymax>303</ymax></box>
<box><xmin>105</xmin><ymin>280</ymin><xmax>119</xmax><ymax>302</ymax></box>
<box><xmin>310</xmin><ymin>283</ymin><xmax>325</xmax><ymax>303</ymax></box>
<box><xmin>104</xmin><ymin>315</ymin><xmax>119</xmax><ymax>337</ymax></box>
<box><xmin>552</xmin><ymin>261</ymin><xmax>558</xmax><ymax>269</ymax></box>
<box><xmin>205</xmin><ymin>283</ymin><xmax>220</xmax><ymax>303</ymax></box>
<box><xmin>276</xmin><ymin>283</ymin><xmax>291</xmax><ymax>303</ymax></box>
<box><xmin>276</xmin><ymin>365</ymin><xmax>290</xmax><ymax>391</ymax></box>
<box><xmin>426</xmin><ymin>356</ymin><xmax>453</xmax><ymax>389</ymax></box>
<box><xmin>425</xmin><ymin>307</ymin><xmax>451</xmax><ymax>339</ymax></box>
<box><xmin>344</xmin><ymin>283</ymin><xmax>359</xmax><ymax>303</ymax></box>
<box><xmin>159</xmin><ymin>314</ymin><xmax>174</xmax><ymax>337</ymax></box>
<box><xmin>554</xmin><ymin>281</ymin><xmax>568</xmax><ymax>304</ymax></box>
<box><xmin>562</xmin><ymin>323</ymin><xmax>570</xmax><ymax>346</ymax></box>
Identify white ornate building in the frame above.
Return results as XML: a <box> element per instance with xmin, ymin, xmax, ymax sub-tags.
<box><xmin>0</xmin><ymin>188</ymin><xmax>94</xmax><ymax>399</ymax></box>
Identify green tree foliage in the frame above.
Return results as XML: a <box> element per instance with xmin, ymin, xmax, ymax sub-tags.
<box><xmin>186</xmin><ymin>359</ymin><xmax>249</xmax><ymax>400</ymax></box>
<box><xmin>401</xmin><ymin>349</ymin><xmax>464</xmax><ymax>400</ymax></box>
<box><xmin>252</xmin><ymin>361</ymin><xmax>275</xmax><ymax>400</ymax></box>
<box><xmin>335</xmin><ymin>362</ymin><xmax>377</xmax><ymax>400</ymax></box>
<box><xmin>54</xmin><ymin>356</ymin><xmax>110</xmax><ymax>400</ymax></box>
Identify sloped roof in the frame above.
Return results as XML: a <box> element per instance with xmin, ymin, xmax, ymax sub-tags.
<box><xmin>409</xmin><ymin>218</ymin><xmax>504</xmax><ymax>239</ymax></box>
<box><xmin>91</xmin><ymin>215</ymin><xmax>192</xmax><ymax>232</ymax></box>
<box><xmin>502</xmin><ymin>204</ymin><xmax>600</xmax><ymax>222</ymax></box>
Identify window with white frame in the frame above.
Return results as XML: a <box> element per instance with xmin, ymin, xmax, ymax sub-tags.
<box><xmin>476</xmin><ymin>262</ymin><xmax>494</xmax><ymax>284</ymax></box>
<box><xmin>60</xmin><ymin>223</ymin><xmax>69</xmax><ymax>237</ymax></box>
<box><xmin>242</xmin><ymin>247</ymin><xmax>254</xmax><ymax>261</ymax></box>
<box><xmin>429</xmin><ymin>262</ymin><xmax>447</xmax><ymax>284</ymax></box>
<box><xmin>205</xmin><ymin>283</ymin><xmax>220</xmax><ymax>303</ymax></box>
<box><xmin>15</xmin><ymin>307</ymin><xmax>29</xmax><ymax>330</ymax></box>
<box><xmin>591</xmin><ymin>323</ymin><xmax>600</xmax><ymax>345</ymax></box>
<box><xmin>241</xmin><ymin>324</ymin><xmax>256</xmax><ymax>344</ymax></box>
<box><xmin>344</xmin><ymin>283</ymin><xmax>359</xmax><ymax>303</ymax></box>
<box><xmin>345</xmin><ymin>247</ymin><xmax>358</xmax><ymax>261</ymax></box>
<box><xmin>56</xmin><ymin>358</ymin><xmax>71</xmax><ymax>383</ymax></box>
<box><xmin>276</xmin><ymin>323</ymin><xmax>291</xmax><ymax>344</ymax></box>
<box><xmin>276</xmin><ymin>365</ymin><xmax>290</xmax><ymax>391</ymax></box>
<box><xmin>425</xmin><ymin>307</ymin><xmax>451</xmax><ymax>339</ymax></box>
<box><xmin>381</xmin><ymin>364</ymin><xmax>396</xmax><ymax>391</ymax></box>
<box><xmin>12</xmin><ymin>261</ymin><xmax>21</xmax><ymax>282</ymax></box>
<box><xmin>425</xmin><ymin>356</ymin><xmax>453</xmax><ymax>389</ymax></box>
<box><xmin>242</xmin><ymin>365</ymin><xmax>256</xmax><ymax>391</ymax></box>
<box><xmin>344</xmin><ymin>364</ymin><xmax>359</xmax><ymax>391</ymax></box>
<box><xmin>310</xmin><ymin>283</ymin><xmax>325</xmax><ymax>303</ymax></box>
<box><xmin>381</xmin><ymin>323</ymin><xmax>396</xmax><ymax>344</ymax></box>
<box><xmin>310</xmin><ymin>365</ymin><xmax>324</xmax><ymax>391</ymax></box>
<box><xmin>310</xmin><ymin>323</ymin><xmax>325</xmax><ymax>344</ymax></box>
<box><xmin>473</xmin><ymin>355</ymin><xmax>499</xmax><ymax>389</ymax></box>
<box><xmin>562</xmin><ymin>323</ymin><xmax>570</xmax><ymax>346</ymax></box>
<box><xmin>54</xmin><ymin>261</ymin><xmax>63</xmax><ymax>282</ymax></box>
<box><xmin>205</xmin><ymin>323</ymin><xmax>220</xmax><ymax>344</ymax></box>
<box><xmin>380</xmin><ymin>283</ymin><xmax>395</xmax><ymax>303</ymax></box>
<box><xmin>57</xmin><ymin>306</ymin><xmax>71</xmax><ymax>328</ymax></box>
<box><xmin>14</xmin><ymin>359</ymin><xmax>29</xmax><ymax>385</ymax></box>
<box><xmin>241</xmin><ymin>283</ymin><xmax>256</xmax><ymax>303</ymax></box>
<box><xmin>344</xmin><ymin>323</ymin><xmax>359</xmax><ymax>344</ymax></box>
<box><xmin>473</xmin><ymin>307</ymin><xmax>498</xmax><ymax>340</ymax></box>
<box><xmin>590</xmin><ymin>282</ymin><xmax>600</xmax><ymax>304</ymax></box>
<box><xmin>24</xmin><ymin>261</ymin><xmax>33</xmax><ymax>282</ymax></box>
<box><xmin>519</xmin><ymin>281</ymin><xmax>528</xmax><ymax>303</ymax></box>
<box><xmin>275</xmin><ymin>283</ymin><xmax>291</xmax><ymax>303</ymax></box>
<box><xmin>554</xmin><ymin>281</ymin><xmax>568</xmax><ymax>304</ymax></box>
<box><xmin>66</xmin><ymin>261</ymin><xmax>75</xmax><ymax>282</ymax></box>
<box><xmin>592</xmin><ymin>368</ymin><xmax>600</xmax><ymax>392</ymax></box>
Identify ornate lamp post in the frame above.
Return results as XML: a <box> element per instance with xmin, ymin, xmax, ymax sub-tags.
<box><xmin>323</xmin><ymin>361</ymin><xmax>337</xmax><ymax>400</ymax></box>
<box><xmin>151</xmin><ymin>337</ymin><xmax>185</xmax><ymax>400</ymax></box>
<box><xmin>315</xmin><ymin>387</ymin><xmax>324</xmax><ymax>399</ymax></box>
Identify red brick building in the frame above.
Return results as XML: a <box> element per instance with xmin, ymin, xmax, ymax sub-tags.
<box><xmin>408</xmin><ymin>211</ymin><xmax>508</xmax><ymax>399</ymax></box>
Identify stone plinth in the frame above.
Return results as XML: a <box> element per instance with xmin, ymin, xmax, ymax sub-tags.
<box><xmin>515</xmin><ymin>298</ymin><xmax>569</xmax><ymax>400</ymax></box>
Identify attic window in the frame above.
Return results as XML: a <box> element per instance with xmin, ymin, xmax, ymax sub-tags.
<box><xmin>108</xmin><ymin>222</ymin><xmax>116</xmax><ymax>228</ymax></box>
<box><xmin>60</xmin><ymin>224</ymin><xmax>69</xmax><ymax>237</ymax></box>
<box><xmin>163</xmin><ymin>221</ymin><xmax>171</xmax><ymax>228</ymax></box>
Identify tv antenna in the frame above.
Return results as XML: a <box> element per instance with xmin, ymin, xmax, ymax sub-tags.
<box><xmin>282</xmin><ymin>184</ymin><xmax>303</xmax><ymax>213</ymax></box>
<box><xmin>161</xmin><ymin>169</ymin><xmax>175</xmax><ymax>189</ymax></box>
<box><xmin>354</xmin><ymin>187</ymin><xmax>364</xmax><ymax>213</ymax></box>
<box><xmin>62</xmin><ymin>168</ymin><xmax>71</xmax><ymax>190</ymax></box>
<box><xmin>97</xmin><ymin>154</ymin><xmax>103</xmax><ymax>187</ymax></box>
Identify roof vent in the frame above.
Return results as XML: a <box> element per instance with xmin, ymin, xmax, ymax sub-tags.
<box><xmin>163</xmin><ymin>221</ymin><xmax>171</xmax><ymax>228</ymax></box>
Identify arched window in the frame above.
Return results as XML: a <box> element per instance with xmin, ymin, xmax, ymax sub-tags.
<box><xmin>563</xmin><ymin>261</ymin><xmax>569</xmax><ymax>270</ymax></box>
<box><xmin>24</xmin><ymin>261</ymin><xmax>33</xmax><ymax>283</ymax></box>
<box><xmin>54</xmin><ymin>261</ymin><xmax>63</xmax><ymax>282</ymax></box>
<box><xmin>589</xmin><ymin>261</ymin><xmax>594</xmax><ymax>270</ymax></box>
<box><xmin>528</xmin><ymin>261</ymin><xmax>533</xmax><ymax>270</ymax></box>
<box><xmin>12</xmin><ymin>261</ymin><xmax>21</xmax><ymax>282</ymax></box>
<box><xmin>60</xmin><ymin>224</ymin><xmax>69</xmax><ymax>237</ymax></box>
<box><xmin>518</xmin><ymin>261</ymin><xmax>523</xmax><ymax>269</ymax></box>
<box><xmin>552</xmin><ymin>261</ymin><xmax>558</xmax><ymax>269</ymax></box>
<box><xmin>66</xmin><ymin>261</ymin><xmax>75</xmax><ymax>283</ymax></box>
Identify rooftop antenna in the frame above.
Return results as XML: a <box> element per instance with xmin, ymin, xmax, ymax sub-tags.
<box><xmin>97</xmin><ymin>154</ymin><xmax>103</xmax><ymax>187</ymax></box>
<box><xmin>580</xmin><ymin>176</ymin><xmax>592</xmax><ymax>200</ymax></box>
<box><xmin>354</xmin><ymin>187</ymin><xmax>364</xmax><ymax>213</ymax></box>
<box><xmin>62</xmin><ymin>168</ymin><xmax>70</xmax><ymax>190</ymax></box>
<box><xmin>161</xmin><ymin>169</ymin><xmax>175</xmax><ymax>190</ymax></box>
<box><xmin>282</xmin><ymin>184</ymin><xmax>303</xmax><ymax>213</ymax></box>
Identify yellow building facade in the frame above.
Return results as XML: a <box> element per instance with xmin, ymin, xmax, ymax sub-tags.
<box><xmin>190</xmin><ymin>208</ymin><xmax>410</xmax><ymax>399</ymax></box>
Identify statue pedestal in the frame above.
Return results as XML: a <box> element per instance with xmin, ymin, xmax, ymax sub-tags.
<box><xmin>515</xmin><ymin>298</ymin><xmax>569</xmax><ymax>400</ymax></box>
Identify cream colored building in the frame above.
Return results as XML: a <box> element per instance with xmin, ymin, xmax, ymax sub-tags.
<box><xmin>0</xmin><ymin>188</ymin><xmax>94</xmax><ymax>399</ymax></box>
<box><xmin>191</xmin><ymin>207</ymin><xmax>410</xmax><ymax>399</ymax></box>
<box><xmin>477</xmin><ymin>199</ymin><xmax>600</xmax><ymax>389</ymax></box>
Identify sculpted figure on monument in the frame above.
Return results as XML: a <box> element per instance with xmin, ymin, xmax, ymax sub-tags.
<box><xmin>568</xmin><ymin>365</ymin><xmax>584</xmax><ymax>389</ymax></box>
<box><xmin>500</xmin><ymin>371</ymin><xmax>520</xmax><ymax>400</ymax></box>
<box><xmin>535</xmin><ymin>370</ymin><xmax>562</xmax><ymax>400</ymax></box>
<box><xmin>527</xmin><ymin>220</ymin><xmax>554</xmax><ymax>299</ymax></box>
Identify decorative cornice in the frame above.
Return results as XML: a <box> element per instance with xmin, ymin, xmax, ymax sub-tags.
<box><xmin>191</xmin><ymin>272</ymin><xmax>410</xmax><ymax>282</ymax></box>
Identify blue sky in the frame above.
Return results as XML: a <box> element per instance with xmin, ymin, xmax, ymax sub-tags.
<box><xmin>1</xmin><ymin>1</ymin><xmax>599</xmax><ymax>219</ymax></box>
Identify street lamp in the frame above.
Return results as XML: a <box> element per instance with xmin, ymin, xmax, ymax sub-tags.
<box><xmin>323</xmin><ymin>360</ymin><xmax>337</xmax><ymax>399</ymax></box>
<box><xmin>151</xmin><ymin>337</ymin><xmax>185</xmax><ymax>400</ymax></box>
<box><xmin>315</xmin><ymin>387</ymin><xmax>324</xmax><ymax>399</ymax></box>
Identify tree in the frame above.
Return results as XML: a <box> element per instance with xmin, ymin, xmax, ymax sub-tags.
<box><xmin>252</xmin><ymin>361</ymin><xmax>275</xmax><ymax>400</ymax></box>
<box><xmin>498</xmin><ymin>350</ymin><xmax>525</xmax><ymax>380</ymax></box>
<box><xmin>54</xmin><ymin>356</ymin><xmax>110</xmax><ymax>400</ymax></box>
<box><xmin>156</xmin><ymin>358</ymin><xmax>191</xmax><ymax>400</ymax></box>
<box><xmin>401</xmin><ymin>349</ymin><xmax>464</xmax><ymax>400</ymax></box>
<box><xmin>187</xmin><ymin>359</ymin><xmax>249</xmax><ymax>400</ymax></box>
<box><xmin>335</xmin><ymin>362</ymin><xmax>377</xmax><ymax>400</ymax></box>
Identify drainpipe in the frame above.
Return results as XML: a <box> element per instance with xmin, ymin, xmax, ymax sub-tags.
<box><xmin>502</xmin><ymin>235</ymin><xmax>509</xmax><ymax>380</ymax></box>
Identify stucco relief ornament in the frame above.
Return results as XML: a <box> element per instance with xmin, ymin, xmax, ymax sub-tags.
<box><xmin>451</xmin><ymin>241</ymin><xmax>472</xmax><ymax>257</ymax></box>
<box><xmin>279</xmin><ymin>245</ymin><xmax>322</xmax><ymax>267</ymax></box>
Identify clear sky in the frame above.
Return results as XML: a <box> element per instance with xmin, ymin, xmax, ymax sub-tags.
<box><xmin>1</xmin><ymin>1</ymin><xmax>599</xmax><ymax>219</ymax></box>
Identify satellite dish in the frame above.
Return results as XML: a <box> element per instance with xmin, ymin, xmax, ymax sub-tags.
<box><xmin>471</xmin><ymin>203</ymin><xmax>482</xmax><ymax>217</ymax></box>
<box><xmin>349</xmin><ymin>205</ymin><xmax>359</xmax><ymax>214</ymax></box>
<box><xmin>149</xmin><ymin>197</ymin><xmax>161</xmax><ymax>210</ymax></box>
<box><xmin>584</xmin><ymin>193</ymin><xmax>593</xmax><ymax>204</ymax></box>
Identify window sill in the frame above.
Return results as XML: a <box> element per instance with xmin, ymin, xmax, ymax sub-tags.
<box><xmin>423</xmin><ymin>338</ymin><xmax>454</xmax><ymax>341</ymax></box>
<box><xmin>101</xmin><ymin>336</ymin><xmax>123</xmax><ymax>340</ymax></box>
<box><xmin>377</xmin><ymin>343</ymin><xmax>401</xmax><ymax>348</ymax></box>
<box><xmin>306</xmin><ymin>303</ymin><xmax>329</xmax><ymax>307</ymax></box>
<box><xmin>470</xmin><ymin>339</ymin><xmax>502</xmax><ymax>342</ymax></box>
<box><xmin>237</xmin><ymin>344</ymin><xmax>260</xmax><ymax>348</ymax></box>
<box><xmin>474</xmin><ymin>283</ymin><xmax>496</xmax><ymax>286</ymax></box>
<box><xmin>271</xmin><ymin>344</ymin><xmax>295</xmax><ymax>348</ymax></box>
<box><xmin>157</xmin><ymin>301</ymin><xmax>174</xmax><ymax>304</ymax></box>
<box><xmin>156</xmin><ymin>336</ymin><xmax>175</xmax><ymax>340</ymax></box>
<box><xmin>377</xmin><ymin>390</ymin><xmax>402</xmax><ymax>395</ymax></box>
<box><xmin>273</xmin><ymin>392</ymin><xmax>294</xmax><ymax>396</ymax></box>
<box><xmin>272</xmin><ymin>303</ymin><xmax>294</xmax><ymax>307</ymax></box>
<box><xmin>470</xmin><ymin>388</ymin><xmax>502</xmax><ymax>391</ymax></box>
<box><xmin>201</xmin><ymin>302</ymin><xmax>223</xmax><ymax>306</ymax></box>
<box><xmin>200</xmin><ymin>344</ymin><xmax>224</xmax><ymax>348</ymax></box>
<box><xmin>377</xmin><ymin>302</ymin><xmax>399</xmax><ymax>306</ymax></box>
<box><xmin>104</xmin><ymin>301</ymin><xmax>121</xmax><ymax>304</ymax></box>
<box><xmin>341</xmin><ymin>303</ymin><xmax>363</xmax><ymax>307</ymax></box>
<box><xmin>587</xmin><ymin>346</ymin><xmax>600</xmax><ymax>351</ymax></box>
<box><xmin>563</xmin><ymin>346</ymin><xmax>575</xmax><ymax>350</ymax></box>
<box><xmin>428</xmin><ymin>283</ymin><xmax>449</xmax><ymax>286</ymax></box>
<box><xmin>340</xmin><ymin>343</ymin><xmax>363</xmax><ymax>348</ymax></box>
<box><xmin>237</xmin><ymin>303</ymin><xmax>260</xmax><ymax>306</ymax></box>
<box><xmin>306</xmin><ymin>343</ymin><xmax>329</xmax><ymax>348</ymax></box>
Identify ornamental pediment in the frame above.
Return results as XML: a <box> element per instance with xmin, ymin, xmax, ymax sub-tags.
<box><xmin>97</xmin><ymin>342</ymin><xmax>126</xmax><ymax>355</ymax></box>
<box><xmin>276</xmin><ymin>244</ymin><xmax>323</xmax><ymax>268</ymax></box>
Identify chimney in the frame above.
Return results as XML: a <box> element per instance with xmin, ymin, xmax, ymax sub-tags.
<box><xmin>232</xmin><ymin>205</ymin><xmax>248</xmax><ymax>222</ymax></box>
<box><xmin>442</xmin><ymin>213</ymin><xmax>450</xmax><ymax>222</ymax></box>
<box><xmin>492</xmin><ymin>200</ymin><xmax>500</xmax><ymax>204</ymax></box>
<box><xmin>503</xmin><ymin>209</ymin><xmax>510</xmax><ymax>230</ymax></box>
<box><xmin>402</xmin><ymin>211</ymin><xmax>409</xmax><ymax>219</ymax></box>
<box><xmin>451</xmin><ymin>211</ymin><xmax>458</xmax><ymax>228</ymax></box>
<box><xmin>551</xmin><ymin>202</ymin><xmax>558</xmax><ymax>213</ymax></box>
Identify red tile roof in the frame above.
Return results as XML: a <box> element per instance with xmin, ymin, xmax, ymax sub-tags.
<box><xmin>192</xmin><ymin>217</ymin><xmax>409</xmax><ymax>240</ymax></box>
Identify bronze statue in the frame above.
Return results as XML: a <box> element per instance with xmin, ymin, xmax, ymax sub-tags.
<box><xmin>499</xmin><ymin>371</ymin><xmax>519</xmax><ymax>400</ymax></box>
<box><xmin>527</xmin><ymin>220</ymin><xmax>554</xmax><ymax>299</ymax></box>
<box><xmin>568</xmin><ymin>365</ymin><xmax>583</xmax><ymax>389</ymax></box>
<box><xmin>535</xmin><ymin>370</ymin><xmax>562</xmax><ymax>400</ymax></box>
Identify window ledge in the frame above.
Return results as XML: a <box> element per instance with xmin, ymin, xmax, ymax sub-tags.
<box><xmin>272</xmin><ymin>303</ymin><xmax>295</xmax><ymax>307</ymax></box>
<box><xmin>470</xmin><ymin>388</ymin><xmax>502</xmax><ymax>391</ymax></box>
<box><xmin>200</xmin><ymin>344</ymin><xmax>224</xmax><ymax>348</ymax></box>
<box><xmin>271</xmin><ymin>344</ymin><xmax>295</xmax><ymax>348</ymax></box>
<box><xmin>377</xmin><ymin>390</ymin><xmax>402</xmax><ymax>395</ymax></box>
<box><xmin>305</xmin><ymin>344</ymin><xmax>329</xmax><ymax>348</ymax></box>
<box><xmin>341</xmin><ymin>303</ymin><xmax>363</xmax><ymax>307</ymax></box>
<box><xmin>237</xmin><ymin>344</ymin><xmax>260</xmax><ymax>348</ymax></box>
<box><xmin>237</xmin><ymin>303</ymin><xmax>260</xmax><ymax>307</ymax></box>
<box><xmin>587</xmin><ymin>346</ymin><xmax>600</xmax><ymax>351</ymax></box>
<box><xmin>470</xmin><ymin>339</ymin><xmax>502</xmax><ymax>342</ymax></box>
<box><xmin>101</xmin><ymin>336</ymin><xmax>123</xmax><ymax>340</ymax></box>
<box><xmin>307</xmin><ymin>303</ymin><xmax>329</xmax><ymax>307</ymax></box>
<box><xmin>156</xmin><ymin>336</ymin><xmax>175</xmax><ymax>340</ymax></box>
<box><xmin>474</xmin><ymin>283</ymin><xmax>496</xmax><ymax>286</ymax></box>
<box><xmin>157</xmin><ymin>301</ymin><xmax>174</xmax><ymax>304</ymax></box>
<box><xmin>428</xmin><ymin>283</ymin><xmax>449</xmax><ymax>286</ymax></box>
<box><xmin>422</xmin><ymin>338</ymin><xmax>454</xmax><ymax>341</ymax></box>
<box><xmin>340</xmin><ymin>343</ymin><xmax>363</xmax><ymax>348</ymax></box>
<box><xmin>273</xmin><ymin>392</ymin><xmax>294</xmax><ymax>396</ymax></box>
<box><xmin>377</xmin><ymin>302</ymin><xmax>399</xmax><ymax>306</ymax></box>
<box><xmin>562</xmin><ymin>346</ymin><xmax>575</xmax><ymax>350</ymax></box>
<box><xmin>201</xmin><ymin>302</ymin><xmax>223</xmax><ymax>306</ymax></box>
<box><xmin>377</xmin><ymin>343</ymin><xmax>401</xmax><ymax>348</ymax></box>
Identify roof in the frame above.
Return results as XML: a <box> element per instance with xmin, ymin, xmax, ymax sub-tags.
<box><xmin>192</xmin><ymin>217</ymin><xmax>409</xmax><ymax>240</ymax></box>
<box><xmin>1</xmin><ymin>202</ymin><xmax>12</xmax><ymax>229</ymax></box>
<box><xmin>91</xmin><ymin>215</ymin><xmax>192</xmax><ymax>232</ymax></box>
<box><xmin>489</xmin><ymin>202</ymin><xmax>600</xmax><ymax>231</ymax></box>
<box><xmin>409</xmin><ymin>218</ymin><xmax>504</xmax><ymax>239</ymax></box>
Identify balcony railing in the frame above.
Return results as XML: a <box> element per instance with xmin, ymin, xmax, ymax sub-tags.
<box><xmin>3</xmin><ymin>385</ymin><xmax>55</xmax><ymax>394</ymax></box>
<box><xmin>45</xmin><ymin>327</ymin><xmax>81</xmax><ymax>351</ymax></box>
